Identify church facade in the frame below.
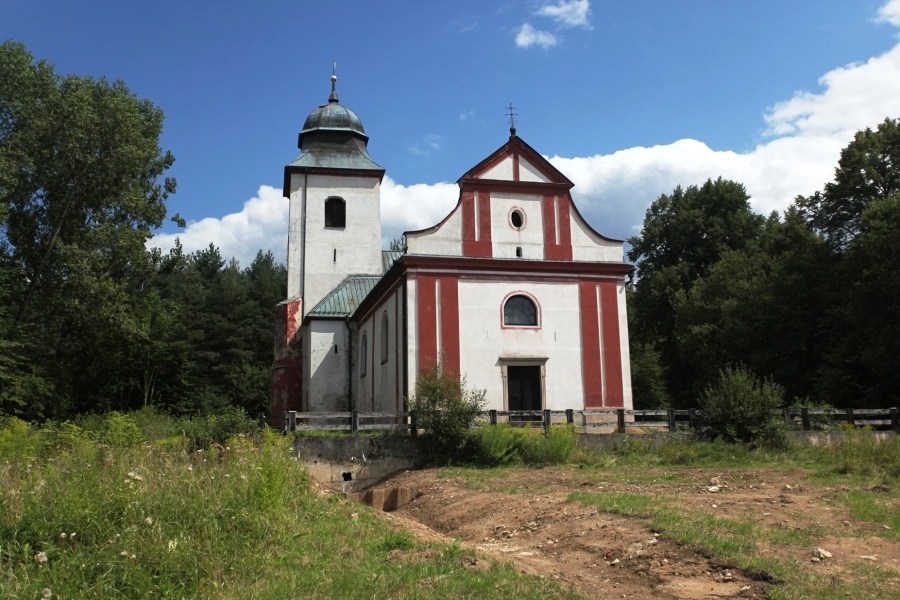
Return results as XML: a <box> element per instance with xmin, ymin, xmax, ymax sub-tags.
<box><xmin>271</xmin><ymin>77</ymin><xmax>633</xmax><ymax>420</ymax></box>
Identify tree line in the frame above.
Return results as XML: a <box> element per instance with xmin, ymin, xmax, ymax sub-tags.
<box><xmin>1</xmin><ymin>41</ymin><xmax>897</xmax><ymax>420</ymax></box>
<box><xmin>627</xmin><ymin>117</ymin><xmax>900</xmax><ymax>409</ymax></box>
<box><xmin>0</xmin><ymin>41</ymin><xmax>284</xmax><ymax>420</ymax></box>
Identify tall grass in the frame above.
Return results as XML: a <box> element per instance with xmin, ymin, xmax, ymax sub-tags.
<box><xmin>0</xmin><ymin>412</ymin><xmax>573</xmax><ymax>599</ymax></box>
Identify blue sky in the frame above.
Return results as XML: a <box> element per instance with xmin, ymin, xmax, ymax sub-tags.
<box><xmin>4</xmin><ymin>1</ymin><xmax>900</xmax><ymax>265</ymax></box>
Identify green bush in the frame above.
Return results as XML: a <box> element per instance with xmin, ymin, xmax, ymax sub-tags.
<box><xmin>470</xmin><ymin>424</ymin><xmax>524</xmax><ymax>466</ymax></box>
<box><xmin>180</xmin><ymin>405</ymin><xmax>258</xmax><ymax>450</ymax></box>
<box><xmin>698</xmin><ymin>364</ymin><xmax>788</xmax><ymax>450</ymax></box>
<box><xmin>409</xmin><ymin>363</ymin><xmax>485</xmax><ymax>463</ymax></box>
<box><xmin>100</xmin><ymin>412</ymin><xmax>145</xmax><ymax>448</ymax></box>
<box><xmin>520</xmin><ymin>425</ymin><xmax>576</xmax><ymax>465</ymax></box>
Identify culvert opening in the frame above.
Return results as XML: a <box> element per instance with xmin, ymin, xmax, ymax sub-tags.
<box><xmin>347</xmin><ymin>486</ymin><xmax>422</xmax><ymax>512</ymax></box>
<box><xmin>342</xmin><ymin>472</ymin><xmax>353</xmax><ymax>481</ymax></box>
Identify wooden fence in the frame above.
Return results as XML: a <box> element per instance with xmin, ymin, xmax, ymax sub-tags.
<box><xmin>283</xmin><ymin>406</ymin><xmax>899</xmax><ymax>435</ymax></box>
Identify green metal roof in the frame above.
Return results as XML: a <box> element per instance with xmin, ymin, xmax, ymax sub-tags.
<box><xmin>381</xmin><ymin>250</ymin><xmax>403</xmax><ymax>272</ymax></box>
<box><xmin>286</xmin><ymin>140</ymin><xmax>384</xmax><ymax>172</ymax></box>
<box><xmin>307</xmin><ymin>275</ymin><xmax>382</xmax><ymax>318</ymax></box>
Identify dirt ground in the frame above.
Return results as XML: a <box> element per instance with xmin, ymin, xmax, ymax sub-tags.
<box><xmin>351</xmin><ymin>467</ymin><xmax>900</xmax><ymax>599</ymax></box>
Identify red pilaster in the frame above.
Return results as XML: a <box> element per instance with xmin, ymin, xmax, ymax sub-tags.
<box><xmin>439</xmin><ymin>276</ymin><xmax>460</xmax><ymax>376</ymax></box>
<box><xmin>579</xmin><ymin>281</ymin><xmax>603</xmax><ymax>408</ymax></box>
<box><xmin>600</xmin><ymin>281</ymin><xmax>624</xmax><ymax>407</ymax></box>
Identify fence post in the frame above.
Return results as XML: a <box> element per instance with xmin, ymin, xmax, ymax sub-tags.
<box><xmin>891</xmin><ymin>407</ymin><xmax>898</xmax><ymax>432</ymax></box>
<box><xmin>616</xmin><ymin>409</ymin><xmax>625</xmax><ymax>433</ymax></box>
<box><xmin>543</xmin><ymin>409</ymin><xmax>551</xmax><ymax>436</ymax></box>
<box><xmin>351</xmin><ymin>410</ymin><xmax>359</xmax><ymax>435</ymax></box>
<box><xmin>287</xmin><ymin>411</ymin><xmax>297</xmax><ymax>433</ymax></box>
<box><xmin>489</xmin><ymin>409</ymin><xmax>497</xmax><ymax>426</ymax></box>
<box><xmin>565</xmin><ymin>409</ymin><xmax>574</xmax><ymax>425</ymax></box>
<box><xmin>783</xmin><ymin>407</ymin><xmax>791</xmax><ymax>424</ymax></box>
<box><xmin>409</xmin><ymin>413</ymin><xmax>417</xmax><ymax>439</ymax></box>
<box><xmin>667</xmin><ymin>408</ymin><xmax>676</xmax><ymax>433</ymax></box>
<box><xmin>688</xmin><ymin>408</ymin><xmax>698</xmax><ymax>432</ymax></box>
<box><xmin>801</xmin><ymin>407</ymin><xmax>811</xmax><ymax>431</ymax></box>
<box><xmin>846</xmin><ymin>407</ymin><xmax>854</xmax><ymax>426</ymax></box>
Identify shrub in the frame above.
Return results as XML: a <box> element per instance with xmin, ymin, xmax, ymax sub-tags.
<box><xmin>409</xmin><ymin>362</ymin><xmax>485</xmax><ymax>463</ymax></box>
<box><xmin>470</xmin><ymin>424</ymin><xmax>524</xmax><ymax>466</ymax></box>
<box><xmin>100</xmin><ymin>412</ymin><xmax>145</xmax><ymax>448</ymax></box>
<box><xmin>699</xmin><ymin>364</ymin><xmax>788</xmax><ymax>450</ymax></box>
<box><xmin>180</xmin><ymin>405</ymin><xmax>258</xmax><ymax>450</ymax></box>
<box><xmin>519</xmin><ymin>425</ymin><xmax>576</xmax><ymax>465</ymax></box>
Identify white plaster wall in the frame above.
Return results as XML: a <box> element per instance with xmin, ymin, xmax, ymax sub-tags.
<box><xmin>405</xmin><ymin>278</ymin><xmax>418</xmax><ymax>397</ymax></box>
<box><xmin>481</xmin><ymin>156</ymin><xmax>514</xmax><ymax>180</ymax></box>
<box><xmin>286</xmin><ymin>173</ymin><xmax>383</xmax><ymax>316</ymax></box>
<box><xmin>456</xmin><ymin>280</ymin><xmax>585</xmax><ymax>411</ymax></box>
<box><xmin>518</xmin><ymin>157</ymin><xmax>551</xmax><ymax>183</ymax></box>
<box><xmin>490</xmin><ymin>193</ymin><xmax>545</xmax><ymax>259</ymax></box>
<box><xmin>405</xmin><ymin>205</ymin><xmax>463</xmax><ymax>256</ymax></box>
<box><xmin>357</xmin><ymin>288</ymin><xmax>403</xmax><ymax>413</ymax></box>
<box><xmin>356</xmin><ymin>318</ymin><xmax>374</xmax><ymax>411</ymax></box>
<box><xmin>307</xmin><ymin>320</ymin><xmax>350</xmax><ymax>412</ymax></box>
<box><xmin>617</xmin><ymin>281</ymin><xmax>633</xmax><ymax>410</ymax></box>
<box><xmin>569</xmin><ymin>207</ymin><xmax>625</xmax><ymax>262</ymax></box>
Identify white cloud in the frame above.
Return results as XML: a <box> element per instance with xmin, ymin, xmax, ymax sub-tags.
<box><xmin>408</xmin><ymin>134</ymin><xmax>444</xmax><ymax>156</ymax></box>
<box><xmin>150</xmin><ymin>185</ymin><xmax>288</xmax><ymax>267</ymax></box>
<box><xmin>536</xmin><ymin>0</ymin><xmax>591</xmax><ymax>29</ymax></box>
<box><xmin>459</xmin><ymin>110</ymin><xmax>476</xmax><ymax>121</ymax></box>
<box><xmin>381</xmin><ymin>177</ymin><xmax>459</xmax><ymax>245</ymax></box>
<box><xmin>877</xmin><ymin>0</ymin><xmax>900</xmax><ymax>27</ymax></box>
<box><xmin>515</xmin><ymin>23</ymin><xmax>558</xmax><ymax>49</ymax></box>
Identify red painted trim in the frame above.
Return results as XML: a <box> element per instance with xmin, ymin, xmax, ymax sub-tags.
<box><xmin>478</xmin><ymin>191</ymin><xmax>492</xmax><ymax>255</ymax></box>
<box><xmin>579</xmin><ymin>282</ymin><xmax>603</xmax><ymax>408</ymax></box>
<box><xmin>600</xmin><ymin>282</ymin><xmax>624</xmax><ymax>407</ymax></box>
<box><xmin>460</xmin><ymin>136</ymin><xmax>573</xmax><ymax>186</ymax></box>
<box><xmin>512</xmin><ymin>152</ymin><xmax>520</xmax><ymax>181</ymax></box>
<box><xmin>417</xmin><ymin>276</ymin><xmax>438</xmax><ymax>375</ymax></box>
<box><xmin>557</xmin><ymin>194</ymin><xmax>573</xmax><ymax>260</ymax></box>
<box><xmin>403</xmin><ymin>254</ymin><xmax>631</xmax><ymax>277</ymax></box>
<box><xmin>439</xmin><ymin>276</ymin><xmax>460</xmax><ymax>376</ymax></box>
<box><xmin>459</xmin><ymin>180</ymin><xmax>571</xmax><ymax>194</ymax></box>
<box><xmin>542</xmin><ymin>195</ymin><xmax>560</xmax><ymax>259</ymax></box>
<box><xmin>462</xmin><ymin>191</ymin><xmax>491</xmax><ymax>257</ymax></box>
<box><xmin>283</xmin><ymin>165</ymin><xmax>385</xmax><ymax>196</ymax></box>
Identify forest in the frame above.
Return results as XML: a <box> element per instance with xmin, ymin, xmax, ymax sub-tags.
<box><xmin>1</xmin><ymin>40</ymin><xmax>897</xmax><ymax>421</ymax></box>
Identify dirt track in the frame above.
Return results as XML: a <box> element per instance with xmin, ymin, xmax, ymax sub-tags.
<box><xmin>359</xmin><ymin>467</ymin><xmax>900</xmax><ymax>599</ymax></box>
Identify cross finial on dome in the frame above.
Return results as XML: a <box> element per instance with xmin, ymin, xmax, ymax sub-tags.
<box><xmin>506</xmin><ymin>102</ymin><xmax>518</xmax><ymax>138</ymax></box>
<box><xmin>329</xmin><ymin>60</ymin><xmax>339</xmax><ymax>103</ymax></box>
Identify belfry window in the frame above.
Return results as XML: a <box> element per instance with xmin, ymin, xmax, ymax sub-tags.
<box><xmin>503</xmin><ymin>294</ymin><xmax>538</xmax><ymax>327</ymax></box>
<box><xmin>324</xmin><ymin>197</ymin><xmax>346</xmax><ymax>228</ymax></box>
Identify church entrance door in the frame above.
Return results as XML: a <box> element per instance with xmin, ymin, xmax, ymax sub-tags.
<box><xmin>507</xmin><ymin>365</ymin><xmax>542</xmax><ymax>422</ymax></box>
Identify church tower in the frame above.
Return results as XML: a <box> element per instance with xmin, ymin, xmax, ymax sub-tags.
<box><xmin>282</xmin><ymin>74</ymin><xmax>385</xmax><ymax>316</ymax></box>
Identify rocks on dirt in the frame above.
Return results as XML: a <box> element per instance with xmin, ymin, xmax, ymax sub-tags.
<box><xmin>812</xmin><ymin>547</ymin><xmax>832</xmax><ymax>560</ymax></box>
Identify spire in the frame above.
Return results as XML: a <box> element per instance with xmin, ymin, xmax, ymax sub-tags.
<box><xmin>506</xmin><ymin>102</ymin><xmax>518</xmax><ymax>138</ymax></box>
<box><xmin>328</xmin><ymin>60</ymin><xmax>339</xmax><ymax>103</ymax></box>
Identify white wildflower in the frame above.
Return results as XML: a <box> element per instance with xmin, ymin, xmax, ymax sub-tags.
<box><xmin>126</xmin><ymin>471</ymin><xmax>143</xmax><ymax>482</ymax></box>
<box><xmin>41</xmin><ymin>588</ymin><xmax>52</xmax><ymax>599</ymax></box>
<box><xmin>144</xmin><ymin>517</ymin><xmax>153</xmax><ymax>526</ymax></box>
<box><xmin>34</xmin><ymin>551</ymin><xmax>48</xmax><ymax>564</ymax></box>
<box><xmin>59</xmin><ymin>533</ymin><xmax>67</xmax><ymax>540</ymax></box>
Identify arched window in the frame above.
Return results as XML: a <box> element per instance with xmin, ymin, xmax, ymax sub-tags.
<box><xmin>360</xmin><ymin>331</ymin><xmax>368</xmax><ymax>377</ymax></box>
<box><xmin>381</xmin><ymin>312</ymin><xmax>389</xmax><ymax>364</ymax></box>
<box><xmin>503</xmin><ymin>294</ymin><xmax>538</xmax><ymax>326</ymax></box>
<box><xmin>324</xmin><ymin>197</ymin><xmax>346</xmax><ymax>228</ymax></box>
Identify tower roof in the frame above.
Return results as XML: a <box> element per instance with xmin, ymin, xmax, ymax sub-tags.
<box><xmin>299</xmin><ymin>75</ymin><xmax>369</xmax><ymax>144</ymax></box>
<box><xmin>283</xmin><ymin>74</ymin><xmax>384</xmax><ymax>194</ymax></box>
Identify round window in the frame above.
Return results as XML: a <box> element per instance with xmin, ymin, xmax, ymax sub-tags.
<box><xmin>510</xmin><ymin>209</ymin><xmax>524</xmax><ymax>229</ymax></box>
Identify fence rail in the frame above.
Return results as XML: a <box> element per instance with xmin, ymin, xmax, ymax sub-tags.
<box><xmin>283</xmin><ymin>406</ymin><xmax>899</xmax><ymax>435</ymax></box>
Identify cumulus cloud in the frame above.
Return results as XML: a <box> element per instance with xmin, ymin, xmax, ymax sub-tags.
<box><xmin>536</xmin><ymin>0</ymin><xmax>592</xmax><ymax>29</ymax></box>
<box><xmin>149</xmin><ymin>1</ymin><xmax>900</xmax><ymax>264</ymax></box>
<box><xmin>150</xmin><ymin>185</ymin><xmax>288</xmax><ymax>267</ymax></box>
<box><xmin>877</xmin><ymin>0</ymin><xmax>900</xmax><ymax>27</ymax></box>
<box><xmin>515</xmin><ymin>23</ymin><xmax>558</xmax><ymax>49</ymax></box>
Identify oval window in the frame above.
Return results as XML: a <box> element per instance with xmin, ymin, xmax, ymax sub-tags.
<box><xmin>510</xmin><ymin>209</ymin><xmax>524</xmax><ymax>229</ymax></box>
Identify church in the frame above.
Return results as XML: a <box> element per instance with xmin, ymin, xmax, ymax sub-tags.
<box><xmin>271</xmin><ymin>75</ymin><xmax>633</xmax><ymax>421</ymax></box>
